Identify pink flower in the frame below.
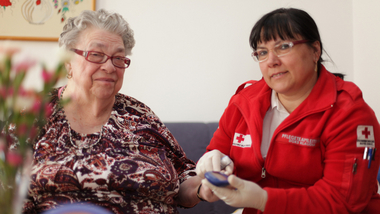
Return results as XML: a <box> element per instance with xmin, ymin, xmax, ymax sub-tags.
<box><xmin>5</xmin><ymin>133</ymin><xmax>14</xmax><ymax>144</ymax></box>
<box><xmin>0</xmin><ymin>86</ymin><xmax>11</xmax><ymax>98</ymax></box>
<box><xmin>13</xmin><ymin>58</ymin><xmax>36</xmax><ymax>74</ymax></box>
<box><xmin>42</xmin><ymin>69</ymin><xmax>54</xmax><ymax>83</ymax></box>
<box><xmin>31</xmin><ymin>99</ymin><xmax>42</xmax><ymax>114</ymax></box>
<box><xmin>13</xmin><ymin>90</ymin><xmax>35</xmax><ymax>112</ymax></box>
<box><xmin>29</xmin><ymin>126</ymin><xmax>38</xmax><ymax>140</ymax></box>
<box><xmin>15</xmin><ymin>123</ymin><xmax>29</xmax><ymax>137</ymax></box>
<box><xmin>0</xmin><ymin>42</ymin><xmax>20</xmax><ymax>57</ymax></box>
<box><xmin>6</xmin><ymin>150</ymin><xmax>23</xmax><ymax>167</ymax></box>
<box><xmin>17</xmin><ymin>86</ymin><xmax>27</xmax><ymax>96</ymax></box>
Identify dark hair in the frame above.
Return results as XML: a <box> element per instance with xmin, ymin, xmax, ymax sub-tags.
<box><xmin>332</xmin><ymin>73</ymin><xmax>345</xmax><ymax>80</ymax></box>
<box><xmin>249</xmin><ymin>8</ymin><xmax>324</xmax><ymax>67</ymax></box>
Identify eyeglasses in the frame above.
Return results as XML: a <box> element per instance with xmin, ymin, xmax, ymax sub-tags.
<box><xmin>70</xmin><ymin>49</ymin><xmax>131</xmax><ymax>68</ymax></box>
<box><xmin>251</xmin><ymin>40</ymin><xmax>309</xmax><ymax>62</ymax></box>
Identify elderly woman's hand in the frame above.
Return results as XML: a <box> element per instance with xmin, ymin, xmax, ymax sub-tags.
<box><xmin>202</xmin><ymin>175</ymin><xmax>268</xmax><ymax>212</ymax></box>
<box><xmin>196</xmin><ymin>150</ymin><xmax>234</xmax><ymax>178</ymax></box>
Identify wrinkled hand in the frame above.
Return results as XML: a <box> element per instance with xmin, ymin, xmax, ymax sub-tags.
<box><xmin>202</xmin><ymin>175</ymin><xmax>268</xmax><ymax>212</ymax></box>
<box><xmin>198</xmin><ymin>183</ymin><xmax>221</xmax><ymax>203</ymax></box>
<box><xmin>196</xmin><ymin>150</ymin><xmax>234</xmax><ymax>178</ymax></box>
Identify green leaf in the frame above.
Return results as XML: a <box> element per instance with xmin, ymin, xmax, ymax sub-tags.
<box><xmin>12</xmin><ymin>72</ymin><xmax>26</xmax><ymax>91</ymax></box>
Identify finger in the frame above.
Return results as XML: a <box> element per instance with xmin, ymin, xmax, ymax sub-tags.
<box><xmin>196</xmin><ymin>153</ymin><xmax>212</xmax><ymax>177</ymax></box>
<box><xmin>212</xmin><ymin>153</ymin><xmax>221</xmax><ymax>171</ymax></box>
<box><xmin>202</xmin><ymin>178</ymin><xmax>222</xmax><ymax>194</ymax></box>
<box><xmin>198</xmin><ymin>150</ymin><xmax>223</xmax><ymax>173</ymax></box>
<box><xmin>200</xmin><ymin>179</ymin><xmax>219</xmax><ymax>201</ymax></box>
<box><xmin>202</xmin><ymin>179</ymin><xmax>232</xmax><ymax>201</ymax></box>
<box><xmin>220</xmin><ymin>156</ymin><xmax>232</xmax><ymax>169</ymax></box>
<box><xmin>227</xmin><ymin>174</ymin><xmax>243</xmax><ymax>190</ymax></box>
<box><xmin>196</xmin><ymin>165</ymin><xmax>206</xmax><ymax>178</ymax></box>
<box><xmin>203</xmin><ymin>155</ymin><xmax>213</xmax><ymax>172</ymax></box>
<box><xmin>224</xmin><ymin>162</ymin><xmax>234</xmax><ymax>175</ymax></box>
<box><xmin>195</xmin><ymin>157</ymin><xmax>204</xmax><ymax>176</ymax></box>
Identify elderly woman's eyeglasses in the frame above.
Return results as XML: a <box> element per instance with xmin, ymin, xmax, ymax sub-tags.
<box><xmin>251</xmin><ymin>40</ymin><xmax>309</xmax><ymax>62</ymax></box>
<box><xmin>70</xmin><ymin>49</ymin><xmax>131</xmax><ymax>68</ymax></box>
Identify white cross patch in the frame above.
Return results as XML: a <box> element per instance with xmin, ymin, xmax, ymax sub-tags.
<box><xmin>232</xmin><ymin>133</ymin><xmax>252</xmax><ymax>148</ymax></box>
<box><xmin>356</xmin><ymin>125</ymin><xmax>375</xmax><ymax>147</ymax></box>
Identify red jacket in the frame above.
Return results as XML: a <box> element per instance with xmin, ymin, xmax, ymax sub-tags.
<box><xmin>207</xmin><ymin>66</ymin><xmax>380</xmax><ymax>214</ymax></box>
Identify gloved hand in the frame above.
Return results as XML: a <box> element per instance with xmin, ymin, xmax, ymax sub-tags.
<box><xmin>202</xmin><ymin>174</ymin><xmax>268</xmax><ymax>212</ymax></box>
<box><xmin>197</xmin><ymin>182</ymin><xmax>221</xmax><ymax>203</ymax></box>
<box><xmin>196</xmin><ymin>150</ymin><xmax>234</xmax><ymax>178</ymax></box>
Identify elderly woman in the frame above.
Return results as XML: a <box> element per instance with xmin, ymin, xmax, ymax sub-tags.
<box><xmin>22</xmin><ymin>9</ymin><xmax>203</xmax><ymax>214</ymax></box>
<box><xmin>195</xmin><ymin>8</ymin><xmax>380</xmax><ymax>214</ymax></box>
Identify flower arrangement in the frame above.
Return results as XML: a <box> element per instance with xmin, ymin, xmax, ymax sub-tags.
<box><xmin>0</xmin><ymin>43</ymin><xmax>68</xmax><ymax>214</ymax></box>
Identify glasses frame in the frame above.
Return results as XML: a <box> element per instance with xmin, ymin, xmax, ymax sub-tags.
<box><xmin>252</xmin><ymin>40</ymin><xmax>310</xmax><ymax>62</ymax></box>
<box><xmin>70</xmin><ymin>49</ymin><xmax>131</xmax><ymax>68</ymax></box>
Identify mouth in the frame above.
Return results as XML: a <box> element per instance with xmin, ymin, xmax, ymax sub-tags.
<box><xmin>271</xmin><ymin>71</ymin><xmax>288</xmax><ymax>78</ymax></box>
<box><xmin>96</xmin><ymin>78</ymin><xmax>115</xmax><ymax>82</ymax></box>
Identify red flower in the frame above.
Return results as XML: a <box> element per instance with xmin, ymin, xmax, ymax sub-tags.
<box><xmin>0</xmin><ymin>0</ymin><xmax>12</xmax><ymax>7</ymax></box>
<box><xmin>7</xmin><ymin>150</ymin><xmax>23</xmax><ymax>167</ymax></box>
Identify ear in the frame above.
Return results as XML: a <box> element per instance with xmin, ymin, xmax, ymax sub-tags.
<box><xmin>65</xmin><ymin>62</ymin><xmax>71</xmax><ymax>72</ymax></box>
<box><xmin>311</xmin><ymin>41</ymin><xmax>321</xmax><ymax>63</ymax></box>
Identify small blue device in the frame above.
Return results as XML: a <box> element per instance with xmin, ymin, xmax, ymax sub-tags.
<box><xmin>205</xmin><ymin>171</ymin><xmax>229</xmax><ymax>187</ymax></box>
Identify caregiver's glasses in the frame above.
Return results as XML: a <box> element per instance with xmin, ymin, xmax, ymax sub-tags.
<box><xmin>252</xmin><ymin>40</ymin><xmax>309</xmax><ymax>62</ymax></box>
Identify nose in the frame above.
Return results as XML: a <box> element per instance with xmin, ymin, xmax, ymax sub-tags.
<box><xmin>265</xmin><ymin>50</ymin><xmax>281</xmax><ymax>67</ymax></box>
<box><xmin>102</xmin><ymin>58</ymin><xmax>116</xmax><ymax>73</ymax></box>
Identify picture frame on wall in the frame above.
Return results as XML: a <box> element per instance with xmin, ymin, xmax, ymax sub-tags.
<box><xmin>0</xmin><ymin>0</ymin><xmax>96</xmax><ymax>41</ymax></box>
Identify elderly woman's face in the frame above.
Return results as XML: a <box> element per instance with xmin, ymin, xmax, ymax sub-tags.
<box><xmin>258</xmin><ymin>37</ymin><xmax>320</xmax><ymax>99</ymax></box>
<box><xmin>69</xmin><ymin>27</ymin><xmax>126</xmax><ymax>99</ymax></box>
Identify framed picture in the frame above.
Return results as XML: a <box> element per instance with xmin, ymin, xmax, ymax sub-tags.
<box><xmin>0</xmin><ymin>0</ymin><xmax>96</xmax><ymax>41</ymax></box>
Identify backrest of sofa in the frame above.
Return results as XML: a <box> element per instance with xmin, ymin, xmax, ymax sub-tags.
<box><xmin>165</xmin><ymin>122</ymin><xmax>217</xmax><ymax>162</ymax></box>
<box><xmin>164</xmin><ymin>122</ymin><xmax>238</xmax><ymax>214</ymax></box>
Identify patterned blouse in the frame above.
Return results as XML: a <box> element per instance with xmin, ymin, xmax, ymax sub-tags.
<box><xmin>22</xmin><ymin>88</ymin><xmax>196</xmax><ymax>214</ymax></box>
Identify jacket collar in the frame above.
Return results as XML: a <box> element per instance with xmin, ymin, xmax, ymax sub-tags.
<box><xmin>291</xmin><ymin>65</ymin><xmax>337</xmax><ymax>115</ymax></box>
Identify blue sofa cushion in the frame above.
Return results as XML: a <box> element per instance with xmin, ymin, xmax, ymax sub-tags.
<box><xmin>165</xmin><ymin>122</ymin><xmax>238</xmax><ymax>214</ymax></box>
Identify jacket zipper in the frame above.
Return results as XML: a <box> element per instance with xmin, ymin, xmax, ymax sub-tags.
<box><xmin>261</xmin><ymin>167</ymin><xmax>266</xmax><ymax>178</ymax></box>
<box><xmin>263</xmin><ymin>105</ymin><xmax>334</xmax><ymax>179</ymax></box>
<box><xmin>235</xmin><ymin>104</ymin><xmax>266</xmax><ymax>178</ymax></box>
<box><xmin>234</xmin><ymin>89</ymin><xmax>334</xmax><ymax>183</ymax></box>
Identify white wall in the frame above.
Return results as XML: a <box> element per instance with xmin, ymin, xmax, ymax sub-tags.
<box><xmin>353</xmin><ymin>0</ymin><xmax>380</xmax><ymax>119</ymax></box>
<box><xmin>3</xmin><ymin>0</ymin><xmax>379</xmax><ymax>122</ymax></box>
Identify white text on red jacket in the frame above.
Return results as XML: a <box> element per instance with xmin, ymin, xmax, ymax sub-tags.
<box><xmin>281</xmin><ymin>134</ymin><xmax>320</xmax><ymax>147</ymax></box>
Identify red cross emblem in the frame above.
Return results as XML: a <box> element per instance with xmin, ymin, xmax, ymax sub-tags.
<box><xmin>362</xmin><ymin>127</ymin><xmax>371</xmax><ymax>139</ymax></box>
<box><xmin>236</xmin><ymin>134</ymin><xmax>245</xmax><ymax>143</ymax></box>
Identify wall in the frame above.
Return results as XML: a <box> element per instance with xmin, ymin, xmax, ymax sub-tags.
<box><xmin>353</xmin><ymin>0</ymin><xmax>380</xmax><ymax>119</ymax></box>
<box><xmin>3</xmin><ymin>0</ymin><xmax>379</xmax><ymax>122</ymax></box>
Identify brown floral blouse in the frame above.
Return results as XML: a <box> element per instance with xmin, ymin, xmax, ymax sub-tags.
<box><xmin>22</xmin><ymin>88</ymin><xmax>196</xmax><ymax>214</ymax></box>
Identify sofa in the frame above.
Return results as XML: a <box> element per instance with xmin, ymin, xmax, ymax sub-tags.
<box><xmin>164</xmin><ymin>122</ymin><xmax>239</xmax><ymax>214</ymax></box>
